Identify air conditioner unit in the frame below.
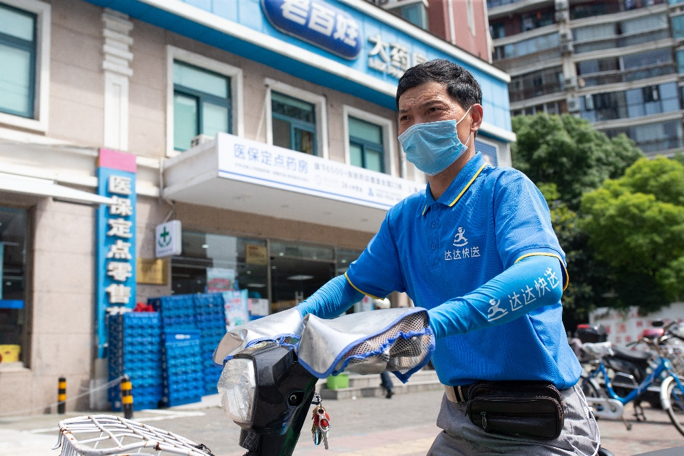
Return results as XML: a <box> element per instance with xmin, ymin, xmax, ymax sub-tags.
<box><xmin>560</xmin><ymin>31</ymin><xmax>573</xmax><ymax>43</ymax></box>
<box><xmin>190</xmin><ymin>134</ymin><xmax>213</xmax><ymax>148</ymax></box>
<box><xmin>564</xmin><ymin>76</ymin><xmax>577</xmax><ymax>89</ymax></box>
<box><xmin>584</xmin><ymin>94</ymin><xmax>595</xmax><ymax>111</ymax></box>
<box><xmin>566</xmin><ymin>96</ymin><xmax>580</xmax><ymax>112</ymax></box>
<box><xmin>555</xmin><ymin>11</ymin><xmax>569</xmax><ymax>22</ymax></box>
<box><xmin>560</xmin><ymin>42</ymin><xmax>574</xmax><ymax>54</ymax></box>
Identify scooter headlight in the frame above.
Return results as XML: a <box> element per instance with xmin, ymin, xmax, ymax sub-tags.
<box><xmin>218</xmin><ymin>358</ymin><xmax>256</xmax><ymax>425</ymax></box>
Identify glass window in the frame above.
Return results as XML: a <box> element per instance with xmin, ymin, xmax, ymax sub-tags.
<box><xmin>0</xmin><ymin>4</ymin><xmax>36</xmax><ymax>118</ymax></box>
<box><xmin>173</xmin><ymin>61</ymin><xmax>232</xmax><ymax>152</ymax></box>
<box><xmin>677</xmin><ymin>50</ymin><xmax>684</xmax><ymax>74</ymax></box>
<box><xmin>521</xmin><ymin>10</ymin><xmax>554</xmax><ymax>32</ymax></box>
<box><xmin>269</xmin><ymin>241</ymin><xmax>334</xmax><ymax>312</ymax></box>
<box><xmin>622</xmin><ymin>13</ymin><xmax>668</xmax><ymax>35</ymax></box>
<box><xmin>623</xmin><ymin>48</ymin><xmax>673</xmax><ymax>71</ymax></box>
<box><xmin>606</xmin><ymin>120</ymin><xmax>683</xmax><ymax>153</ymax></box>
<box><xmin>573</xmin><ymin>23</ymin><xmax>616</xmax><ymax>42</ymax></box>
<box><xmin>0</xmin><ymin>208</ymin><xmax>28</xmax><ymax>365</ymax></box>
<box><xmin>271</xmin><ymin>91</ymin><xmax>317</xmax><ymax>155</ymax></box>
<box><xmin>348</xmin><ymin>116</ymin><xmax>384</xmax><ymax>173</ymax></box>
<box><xmin>397</xmin><ymin>3</ymin><xmax>428</xmax><ymax>30</ymax></box>
<box><xmin>674</xmin><ymin>15</ymin><xmax>684</xmax><ymax>39</ymax></box>
<box><xmin>171</xmin><ymin>231</ymin><xmax>268</xmax><ymax>301</ymax></box>
<box><xmin>494</xmin><ymin>32</ymin><xmax>559</xmax><ymax>59</ymax></box>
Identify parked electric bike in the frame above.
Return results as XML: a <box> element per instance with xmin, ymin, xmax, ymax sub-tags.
<box><xmin>580</xmin><ymin>321</ymin><xmax>684</xmax><ymax>435</ymax></box>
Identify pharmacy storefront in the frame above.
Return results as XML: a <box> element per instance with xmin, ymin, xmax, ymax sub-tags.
<box><xmin>86</xmin><ymin>0</ymin><xmax>514</xmax><ymax>412</ymax></box>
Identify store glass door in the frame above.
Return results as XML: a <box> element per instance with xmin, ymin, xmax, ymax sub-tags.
<box><xmin>270</xmin><ymin>241</ymin><xmax>335</xmax><ymax>313</ymax></box>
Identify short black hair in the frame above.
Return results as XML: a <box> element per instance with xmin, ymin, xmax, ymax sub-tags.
<box><xmin>396</xmin><ymin>59</ymin><xmax>482</xmax><ymax>110</ymax></box>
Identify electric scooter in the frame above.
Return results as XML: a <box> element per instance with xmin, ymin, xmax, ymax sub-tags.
<box><xmin>54</xmin><ymin>307</ymin><xmax>619</xmax><ymax>456</ymax></box>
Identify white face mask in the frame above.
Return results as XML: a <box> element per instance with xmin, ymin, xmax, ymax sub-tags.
<box><xmin>398</xmin><ymin>107</ymin><xmax>472</xmax><ymax>176</ymax></box>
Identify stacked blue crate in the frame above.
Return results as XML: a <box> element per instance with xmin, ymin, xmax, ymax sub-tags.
<box><xmin>193</xmin><ymin>293</ymin><xmax>226</xmax><ymax>395</ymax></box>
<box><xmin>107</xmin><ymin>312</ymin><xmax>163</xmax><ymax>411</ymax></box>
<box><xmin>161</xmin><ymin>330</ymin><xmax>203</xmax><ymax>407</ymax></box>
<box><xmin>148</xmin><ymin>295</ymin><xmax>195</xmax><ymax>330</ymax></box>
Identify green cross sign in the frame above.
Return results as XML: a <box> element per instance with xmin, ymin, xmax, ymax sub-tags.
<box><xmin>158</xmin><ymin>226</ymin><xmax>171</xmax><ymax>247</ymax></box>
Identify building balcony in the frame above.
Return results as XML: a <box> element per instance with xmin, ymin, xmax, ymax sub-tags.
<box><xmin>509</xmin><ymin>83</ymin><xmax>565</xmax><ymax>102</ymax></box>
<box><xmin>488</xmin><ymin>0</ymin><xmax>554</xmax><ymax>19</ymax></box>
<box><xmin>493</xmin><ymin>48</ymin><xmax>562</xmax><ymax>73</ymax></box>
<box><xmin>573</xmin><ymin>29</ymin><xmax>671</xmax><ymax>54</ymax></box>
<box><xmin>579</xmin><ymin>63</ymin><xmax>676</xmax><ymax>87</ymax></box>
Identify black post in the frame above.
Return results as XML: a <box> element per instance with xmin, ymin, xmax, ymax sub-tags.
<box><xmin>121</xmin><ymin>374</ymin><xmax>133</xmax><ymax>419</ymax></box>
<box><xmin>57</xmin><ymin>377</ymin><xmax>66</xmax><ymax>414</ymax></box>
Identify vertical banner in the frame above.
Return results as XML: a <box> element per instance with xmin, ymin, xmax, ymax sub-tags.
<box><xmin>96</xmin><ymin>149</ymin><xmax>137</xmax><ymax>358</ymax></box>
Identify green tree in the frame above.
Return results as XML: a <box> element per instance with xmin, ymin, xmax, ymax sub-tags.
<box><xmin>512</xmin><ymin>113</ymin><xmax>642</xmax><ymax>210</ymax></box>
<box><xmin>512</xmin><ymin>114</ymin><xmax>642</xmax><ymax>324</ymax></box>
<box><xmin>581</xmin><ymin>157</ymin><xmax>684</xmax><ymax>313</ymax></box>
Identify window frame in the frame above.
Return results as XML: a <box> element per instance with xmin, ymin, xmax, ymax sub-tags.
<box><xmin>172</xmin><ymin>61</ymin><xmax>233</xmax><ymax>153</ymax></box>
<box><xmin>265</xmin><ymin>78</ymin><xmax>329</xmax><ymax>159</ymax></box>
<box><xmin>347</xmin><ymin>117</ymin><xmax>385</xmax><ymax>173</ymax></box>
<box><xmin>270</xmin><ymin>91</ymin><xmax>318</xmax><ymax>155</ymax></box>
<box><xmin>342</xmin><ymin>105</ymin><xmax>396</xmax><ymax>176</ymax></box>
<box><xmin>166</xmin><ymin>45</ymin><xmax>243</xmax><ymax>157</ymax></box>
<box><xmin>0</xmin><ymin>0</ymin><xmax>50</xmax><ymax>134</ymax></box>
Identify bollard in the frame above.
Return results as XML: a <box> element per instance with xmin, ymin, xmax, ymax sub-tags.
<box><xmin>121</xmin><ymin>374</ymin><xmax>134</xmax><ymax>419</ymax></box>
<box><xmin>57</xmin><ymin>377</ymin><xmax>66</xmax><ymax>414</ymax></box>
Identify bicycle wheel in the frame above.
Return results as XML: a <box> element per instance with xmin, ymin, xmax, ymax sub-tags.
<box><xmin>665</xmin><ymin>377</ymin><xmax>684</xmax><ymax>437</ymax></box>
<box><xmin>580</xmin><ymin>374</ymin><xmax>604</xmax><ymax>418</ymax></box>
<box><xmin>580</xmin><ymin>374</ymin><xmax>602</xmax><ymax>399</ymax></box>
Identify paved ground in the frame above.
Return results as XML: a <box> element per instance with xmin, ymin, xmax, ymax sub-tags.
<box><xmin>2</xmin><ymin>389</ymin><xmax>684</xmax><ymax>456</ymax></box>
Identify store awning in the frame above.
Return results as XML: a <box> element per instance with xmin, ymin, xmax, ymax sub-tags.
<box><xmin>0</xmin><ymin>172</ymin><xmax>114</xmax><ymax>206</ymax></box>
<box><xmin>162</xmin><ymin>133</ymin><xmax>423</xmax><ymax>233</ymax></box>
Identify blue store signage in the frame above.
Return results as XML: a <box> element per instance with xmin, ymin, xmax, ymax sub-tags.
<box><xmin>262</xmin><ymin>0</ymin><xmax>362</xmax><ymax>60</ymax></box>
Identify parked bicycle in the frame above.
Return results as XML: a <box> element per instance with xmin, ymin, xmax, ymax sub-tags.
<box><xmin>580</xmin><ymin>320</ymin><xmax>684</xmax><ymax>435</ymax></box>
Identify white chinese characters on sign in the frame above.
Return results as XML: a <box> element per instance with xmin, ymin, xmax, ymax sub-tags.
<box><xmin>367</xmin><ymin>34</ymin><xmax>427</xmax><ymax>79</ymax></box>
<box><xmin>280</xmin><ymin>0</ymin><xmax>359</xmax><ymax>47</ymax></box>
<box><xmin>105</xmin><ymin>175</ymin><xmax>134</xmax><ymax>306</ymax></box>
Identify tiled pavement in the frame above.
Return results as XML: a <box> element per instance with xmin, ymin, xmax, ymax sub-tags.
<box><xmin>3</xmin><ymin>389</ymin><xmax>684</xmax><ymax>456</ymax></box>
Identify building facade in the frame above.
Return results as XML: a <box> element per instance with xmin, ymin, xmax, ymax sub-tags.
<box><xmin>368</xmin><ymin>0</ymin><xmax>493</xmax><ymax>61</ymax></box>
<box><xmin>489</xmin><ymin>0</ymin><xmax>684</xmax><ymax>157</ymax></box>
<box><xmin>0</xmin><ymin>0</ymin><xmax>512</xmax><ymax>415</ymax></box>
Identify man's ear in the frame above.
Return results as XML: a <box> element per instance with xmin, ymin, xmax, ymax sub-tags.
<box><xmin>470</xmin><ymin>104</ymin><xmax>484</xmax><ymax>133</ymax></box>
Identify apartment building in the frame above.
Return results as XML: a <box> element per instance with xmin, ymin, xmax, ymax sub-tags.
<box><xmin>488</xmin><ymin>0</ymin><xmax>684</xmax><ymax>156</ymax></box>
<box><xmin>0</xmin><ymin>0</ymin><xmax>513</xmax><ymax>415</ymax></box>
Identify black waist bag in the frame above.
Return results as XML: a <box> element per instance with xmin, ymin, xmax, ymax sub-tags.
<box><xmin>465</xmin><ymin>381</ymin><xmax>565</xmax><ymax>440</ymax></box>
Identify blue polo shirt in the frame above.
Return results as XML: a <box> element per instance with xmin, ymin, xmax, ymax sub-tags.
<box><xmin>345</xmin><ymin>152</ymin><xmax>581</xmax><ymax>389</ymax></box>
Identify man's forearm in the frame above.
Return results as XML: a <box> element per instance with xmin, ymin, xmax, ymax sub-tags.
<box><xmin>296</xmin><ymin>274</ymin><xmax>365</xmax><ymax>319</ymax></box>
<box><xmin>428</xmin><ymin>255</ymin><xmax>564</xmax><ymax>339</ymax></box>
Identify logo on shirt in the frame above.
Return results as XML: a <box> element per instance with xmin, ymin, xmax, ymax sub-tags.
<box><xmin>445</xmin><ymin>227</ymin><xmax>480</xmax><ymax>262</ymax></box>
<box><xmin>452</xmin><ymin>227</ymin><xmax>468</xmax><ymax>247</ymax></box>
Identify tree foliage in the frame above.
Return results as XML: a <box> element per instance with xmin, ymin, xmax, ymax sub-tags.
<box><xmin>581</xmin><ymin>157</ymin><xmax>684</xmax><ymax>312</ymax></box>
<box><xmin>512</xmin><ymin>114</ymin><xmax>642</xmax><ymax>210</ymax></box>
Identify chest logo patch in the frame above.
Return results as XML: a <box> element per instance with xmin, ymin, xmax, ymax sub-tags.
<box><xmin>452</xmin><ymin>227</ymin><xmax>468</xmax><ymax>247</ymax></box>
<box><xmin>445</xmin><ymin>227</ymin><xmax>480</xmax><ymax>262</ymax></box>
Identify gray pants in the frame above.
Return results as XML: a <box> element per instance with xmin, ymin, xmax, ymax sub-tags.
<box><xmin>427</xmin><ymin>384</ymin><xmax>601</xmax><ymax>456</ymax></box>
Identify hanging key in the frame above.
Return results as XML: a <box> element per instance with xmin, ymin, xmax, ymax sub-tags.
<box><xmin>311</xmin><ymin>393</ymin><xmax>331</xmax><ymax>450</ymax></box>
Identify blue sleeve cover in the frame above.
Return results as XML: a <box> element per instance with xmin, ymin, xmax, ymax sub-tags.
<box><xmin>295</xmin><ymin>274</ymin><xmax>365</xmax><ymax>319</ymax></box>
<box><xmin>428</xmin><ymin>255</ymin><xmax>563</xmax><ymax>339</ymax></box>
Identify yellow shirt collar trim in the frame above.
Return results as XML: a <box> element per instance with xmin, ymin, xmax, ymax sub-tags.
<box><xmin>422</xmin><ymin>163</ymin><xmax>488</xmax><ymax>216</ymax></box>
